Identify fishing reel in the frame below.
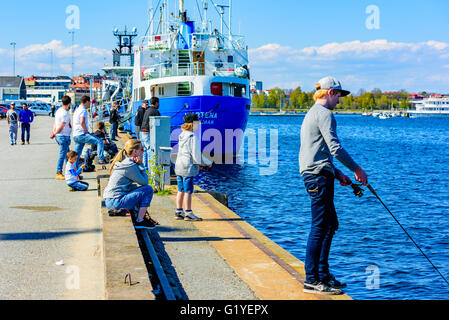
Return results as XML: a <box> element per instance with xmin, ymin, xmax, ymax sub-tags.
<box><xmin>350</xmin><ymin>183</ymin><xmax>364</xmax><ymax>197</ymax></box>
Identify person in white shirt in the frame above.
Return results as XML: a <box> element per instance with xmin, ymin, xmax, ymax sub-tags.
<box><xmin>72</xmin><ymin>95</ymin><xmax>105</xmax><ymax>166</ymax></box>
<box><xmin>50</xmin><ymin>96</ymin><xmax>73</xmax><ymax>180</ymax></box>
<box><xmin>65</xmin><ymin>150</ymin><xmax>89</xmax><ymax>192</ymax></box>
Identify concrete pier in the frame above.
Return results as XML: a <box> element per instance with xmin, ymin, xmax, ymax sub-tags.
<box><xmin>0</xmin><ymin>116</ymin><xmax>351</xmax><ymax>300</ymax></box>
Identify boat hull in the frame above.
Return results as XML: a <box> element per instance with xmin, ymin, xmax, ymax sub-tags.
<box><xmin>124</xmin><ymin>95</ymin><xmax>251</xmax><ymax>157</ymax></box>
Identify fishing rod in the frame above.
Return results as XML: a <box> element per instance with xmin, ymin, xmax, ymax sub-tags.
<box><xmin>350</xmin><ymin>183</ymin><xmax>449</xmax><ymax>287</ymax></box>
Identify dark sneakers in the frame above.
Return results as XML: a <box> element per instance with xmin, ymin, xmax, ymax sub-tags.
<box><xmin>135</xmin><ymin>219</ymin><xmax>157</xmax><ymax>230</ymax></box>
<box><xmin>323</xmin><ymin>274</ymin><xmax>347</xmax><ymax>289</ymax></box>
<box><xmin>303</xmin><ymin>281</ymin><xmax>344</xmax><ymax>295</ymax></box>
<box><xmin>175</xmin><ymin>210</ymin><xmax>185</xmax><ymax>220</ymax></box>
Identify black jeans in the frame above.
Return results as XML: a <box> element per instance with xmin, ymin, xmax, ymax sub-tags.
<box><xmin>21</xmin><ymin>123</ymin><xmax>31</xmax><ymax>143</ymax></box>
<box><xmin>303</xmin><ymin>170</ymin><xmax>339</xmax><ymax>283</ymax></box>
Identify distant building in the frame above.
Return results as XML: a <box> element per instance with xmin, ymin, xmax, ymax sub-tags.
<box><xmin>25</xmin><ymin>76</ymin><xmax>72</xmax><ymax>104</ymax></box>
<box><xmin>0</xmin><ymin>76</ymin><xmax>27</xmax><ymax>101</ymax></box>
<box><xmin>408</xmin><ymin>93</ymin><xmax>425</xmax><ymax>100</ymax></box>
<box><xmin>250</xmin><ymin>80</ymin><xmax>263</xmax><ymax>91</ymax></box>
<box><xmin>68</xmin><ymin>74</ymin><xmax>104</xmax><ymax>104</ymax></box>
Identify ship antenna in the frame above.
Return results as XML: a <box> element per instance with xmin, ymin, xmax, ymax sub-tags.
<box><xmin>228</xmin><ymin>0</ymin><xmax>232</xmax><ymax>40</ymax></box>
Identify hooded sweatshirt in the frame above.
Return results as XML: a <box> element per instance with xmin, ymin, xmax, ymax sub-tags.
<box><xmin>103</xmin><ymin>157</ymin><xmax>149</xmax><ymax>199</ymax></box>
<box><xmin>175</xmin><ymin>130</ymin><xmax>212</xmax><ymax>177</ymax></box>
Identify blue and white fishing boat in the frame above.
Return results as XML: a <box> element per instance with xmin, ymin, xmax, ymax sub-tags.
<box><xmin>129</xmin><ymin>0</ymin><xmax>251</xmax><ymax>158</ymax></box>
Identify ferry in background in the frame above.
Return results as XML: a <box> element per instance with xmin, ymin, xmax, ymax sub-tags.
<box><xmin>408</xmin><ymin>97</ymin><xmax>449</xmax><ymax>117</ymax></box>
<box><xmin>129</xmin><ymin>0</ymin><xmax>251</xmax><ymax>157</ymax></box>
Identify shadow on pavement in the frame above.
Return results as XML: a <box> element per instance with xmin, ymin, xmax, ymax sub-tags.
<box><xmin>0</xmin><ymin>228</ymin><xmax>102</xmax><ymax>241</ymax></box>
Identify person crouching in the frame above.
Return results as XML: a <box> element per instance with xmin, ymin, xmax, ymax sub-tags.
<box><xmin>103</xmin><ymin>139</ymin><xmax>158</xmax><ymax>229</ymax></box>
<box><xmin>175</xmin><ymin>113</ymin><xmax>212</xmax><ymax>221</ymax></box>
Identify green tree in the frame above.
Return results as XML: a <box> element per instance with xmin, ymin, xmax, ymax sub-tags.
<box><xmin>400</xmin><ymin>99</ymin><xmax>410</xmax><ymax>110</ymax></box>
<box><xmin>378</xmin><ymin>95</ymin><xmax>389</xmax><ymax>109</ymax></box>
<box><xmin>289</xmin><ymin>86</ymin><xmax>303</xmax><ymax>109</ymax></box>
<box><xmin>266</xmin><ymin>88</ymin><xmax>284</xmax><ymax>108</ymax></box>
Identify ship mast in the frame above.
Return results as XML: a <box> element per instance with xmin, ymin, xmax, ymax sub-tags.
<box><xmin>179</xmin><ymin>0</ymin><xmax>184</xmax><ymax>14</ymax></box>
<box><xmin>228</xmin><ymin>0</ymin><xmax>232</xmax><ymax>40</ymax></box>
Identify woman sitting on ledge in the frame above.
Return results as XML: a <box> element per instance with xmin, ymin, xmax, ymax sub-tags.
<box><xmin>103</xmin><ymin>139</ymin><xmax>158</xmax><ymax>229</ymax></box>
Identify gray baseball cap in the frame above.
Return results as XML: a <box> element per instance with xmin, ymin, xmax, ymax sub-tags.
<box><xmin>317</xmin><ymin>76</ymin><xmax>350</xmax><ymax>97</ymax></box>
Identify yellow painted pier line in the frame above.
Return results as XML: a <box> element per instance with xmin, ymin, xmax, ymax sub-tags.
<box><xmin>170</xmin><ymin>187</ymin><xmax>352</xmax><ymax>301</ymax></box>
<box><xmin>121</xmin><ymin>133</ymin><xmax>351</xmax><ymax>300</ymax></box>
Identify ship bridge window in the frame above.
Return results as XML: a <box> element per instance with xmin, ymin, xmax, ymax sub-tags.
<box><xmin>211</xmin><ymin>82</ymin><xmax>223</xmax><ymax>96</ymax></box>
<box><xmin>211</xmin><ymin>82</ymin><xmax>247</xmax><ymax>98</ymax></box>
<box><xmin>232</xmin><ymin>84</ymin><xmax>246</xmax><ymax>98</ymax></box>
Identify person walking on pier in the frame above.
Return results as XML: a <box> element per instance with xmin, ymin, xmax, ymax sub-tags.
<box><xmin>73</xmin><ymin>95</ymin><xmax>106</xmax><ymax>166</ymax></box>
<box><xmin>299</xmin><ymin>76</ymin><xmax>368</xmax><ymax>295</ymax></box>
<box><xmin>50</xmin><ymin>96</ymin><xmax>73</xmax><ymax>180</ymax></box>
<box><xmin>109</xmin><ymin>101</ymin><xmax>121</xmax><ymax>141</ymax></box>
<box><xmin>175</xmin><ymin>113</ymin><xmax>212</xmax><ymax>221</ymax></box>
<box><xmin>134</xmin><ymin>100</ymin><xmax>148</xmax><ymax>141</ymax></box>
<box><xmin>103</xmin><ymin>139</ymin><xmax>158</xmax><ymax>229</ymax></box>
<box><xmin>140</xmin><ymin>97</ymin><xmax>161</xmax><ymax>170</ymax></box>
<box><xmin>19</xmin><ymin>103</ymin><xmax>34</xmax><ymax>145</ymax></box>
<box><xmin>6</xmin><ymin>102</ymin><xmax>18</xmax><ymax>145</ymax></box>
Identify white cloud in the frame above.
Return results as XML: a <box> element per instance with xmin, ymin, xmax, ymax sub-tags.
<box><xmin>427</xmin><ymin>75</ymin><xmax>449</xmax><ymax>82</ymax></box>
<box><xmin>17</xmin><ymin>40</ymin><xmax>109</xmax><ymax>60</ymax></box>
<box><xmin>250</xmin><ymin>39</ymin><xmax>449</xmax><ymax>64</ymax></box>
<box><xmin>249</xmin><ymin>39</ymin><xmax>449</xmax><ymax>92</ymax></box>
<box><xmin>0</xmin><ymin>40</ymin><xmax>110</xmax><ymax>76</ymax></box>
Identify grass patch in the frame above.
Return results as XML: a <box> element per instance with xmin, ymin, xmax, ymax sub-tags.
<box><xmin>155</xmin><ymin>189</ymin><xmax>173</xmax><ymax>196</ymax></box>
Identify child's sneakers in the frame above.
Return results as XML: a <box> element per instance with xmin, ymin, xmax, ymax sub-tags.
<box><xmin>175</xmin><ymin>209</ymin><xmax>185</xmax><ymax>220</ymax></box>
<box><xmin>68</xmin><ymin>186</ymin><xmax>75</xmax><ymax>192</ymax></box>
<box><xmin>184</xmin><ymin>211</ymin><xmax>203</xmax><ymax>221</ymax></box>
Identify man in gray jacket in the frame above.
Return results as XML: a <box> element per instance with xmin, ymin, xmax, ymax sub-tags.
<box><xmin>299</xmin><ymin>76</ymin><xmax>368</xmax><ymax>295</ymax></box>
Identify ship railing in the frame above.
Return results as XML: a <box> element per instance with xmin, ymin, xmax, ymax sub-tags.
<box><xmin>138</xmin><ymin>33</ymin><xmax>247</xmax><ymax>51</ymax></box>
<box><xmin>140</xmin><ymin>61</ymin><xmax>244</xmax><ymax>80</ymax></box>
<box><xmin>139</xmin><ymin>34</ymin><xmax>172</xmax><ymax>50</ymax></box>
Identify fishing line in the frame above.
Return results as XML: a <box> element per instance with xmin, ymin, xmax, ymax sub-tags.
<box><xmin>352</xmin><ymin>183</ymin><xmax>449</xmax><ymax>288</ymax></box>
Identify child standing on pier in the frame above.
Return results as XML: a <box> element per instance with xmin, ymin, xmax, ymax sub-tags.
<box><xmin>65</xmin><ymin>151</ymin><xmax>89</xmax><ymax>192</ymax></box>
<box><xmin>174</xmin><ymin>113</ymin><xmax>212</xmax><ymax>221</ymax></box>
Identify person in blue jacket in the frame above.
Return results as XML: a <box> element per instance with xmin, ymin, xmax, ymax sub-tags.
<box><xmin>19</xmin><ymin>103</ymin><xmax>34</xmax><ymax>145</ymax></box>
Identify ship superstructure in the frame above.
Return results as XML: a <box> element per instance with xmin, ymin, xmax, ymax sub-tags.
<box><xmin>131</xmin><ymin>0</ymin><xmax>251</xmax><ymax>158</ymax></box>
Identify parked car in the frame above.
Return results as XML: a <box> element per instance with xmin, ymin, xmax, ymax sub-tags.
<box><xmin>29</xmin><ymin>104</ymin><xmax>51</xmax><ymax>116</ymax></box>
<box><xmin>0</xmin><ymin>108</ymin><xmax>6</xmax><ymax>119</ymax></box>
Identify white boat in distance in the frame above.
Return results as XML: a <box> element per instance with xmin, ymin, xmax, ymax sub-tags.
<box><xmin>408</xmin><ymin>97</ymin><xmax>449</xmax><ymax>117</ymax></box>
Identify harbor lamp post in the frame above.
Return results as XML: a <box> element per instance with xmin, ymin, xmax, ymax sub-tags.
<box><xmin>69</xmin><ymin>31</ymin><xmax>75</xmax><ymax>78</ymax></box>
<box><xmin>10</xmin><ymin>42</ymin><xmax>16</xmax><ymax>76</ymax></box>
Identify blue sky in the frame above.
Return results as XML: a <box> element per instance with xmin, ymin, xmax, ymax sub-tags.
<box><xmin>1</xmin><ymin>0</ymin><xmax>448</xmax><ymax>93</ymax></box>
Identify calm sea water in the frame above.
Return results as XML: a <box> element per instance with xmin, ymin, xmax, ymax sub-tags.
<box><xmin>197</xmin><ymin>114</ymin><xmax>449</xmax><ymax>300</ymax></box>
